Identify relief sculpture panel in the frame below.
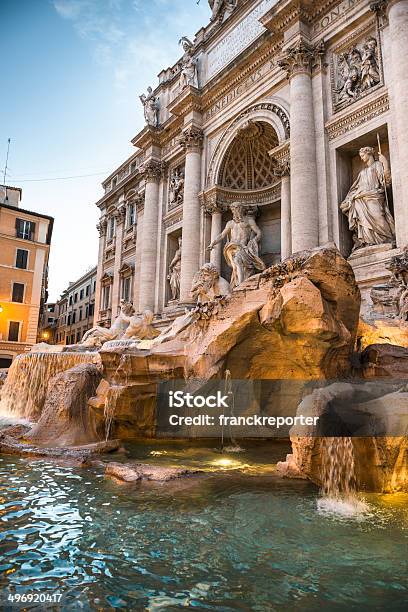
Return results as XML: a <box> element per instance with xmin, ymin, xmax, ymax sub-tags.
<box><xmin>331</xmin><ymin>33</ymin><xmax>382</xmax><ymax>112</ymax></box>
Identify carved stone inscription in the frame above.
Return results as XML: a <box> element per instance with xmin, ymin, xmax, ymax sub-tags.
<box><xmin>204</xmin><ymin>61</ymin><xmax>273</xmax><ymax>120</ymax></box>
<box><xmin>207</xmin><ymin>0</ymin><xmax>276</xmax><ymax>78</ymax></box>
<box><xmin>313</xmin><ymin>0</ymin><xmax>361</xmax><ymax>34</ymax></box>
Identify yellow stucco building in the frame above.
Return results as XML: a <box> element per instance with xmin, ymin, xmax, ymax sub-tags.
<box><xmin>0</xmin><ymin>185</ymin><xmax>53</xmax><ymax>367</ymax></box>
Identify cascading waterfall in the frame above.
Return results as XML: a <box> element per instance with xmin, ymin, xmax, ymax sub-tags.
<box><xmin>320</xmin><ymin>437</ymin><xmax>357</xmax><ymax>498</ymax></box>
<box><xmin>104</xmin><ymin>386</ymin><xmax>125</xmax><ymax>441</ymax></box>
<box><xmin>103</xmin><ymin>354</ymin><xmax>130</xmax><ymax>441</ymax></box>
<box><xmin>318</xmin><ymin>437</ymin><xmax>368</xmax><ymax>517</ymax></box>
<box><xmin>0</xmin><ymin>352</ymin><xmax>99</xmax><ymax>421</ymax></box>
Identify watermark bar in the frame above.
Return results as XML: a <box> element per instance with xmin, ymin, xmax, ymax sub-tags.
<box><xmin>156</xmin><ymin>379</ymin><xmax>408</xmax><ymax>438</ymax></box>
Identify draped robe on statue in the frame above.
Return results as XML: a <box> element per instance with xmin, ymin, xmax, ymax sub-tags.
<box><xmin>340</xmin><ymin>161</ymin><xmax>395</xmax><ymax>249</ymax></box>
<box><xmin>224</xmin><ymin>236</ymin><xmax>265</xmax><ymax>288</ymax></box>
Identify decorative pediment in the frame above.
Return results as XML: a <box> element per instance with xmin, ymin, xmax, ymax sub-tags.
<box><xmin>101</xmin><ymin>272</ymin><xmax>113</xmax><ymax>286</ymax></box>
<box><xmin>119</xmin><ymin>262</ymin><xmax>135</xmax><ymax>277</ymax></box>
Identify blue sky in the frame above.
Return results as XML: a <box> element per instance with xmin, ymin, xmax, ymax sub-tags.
<box><xmin>0</xmin><ymin>0</ymin><xmax>209</xmax><ymax>300</ymax></box>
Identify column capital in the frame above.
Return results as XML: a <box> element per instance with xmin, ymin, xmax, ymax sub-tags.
<box><xmin>370</xmin><ymin>0</ymin><xmax>388</xmax><ymax>14</ymax></box>
<box><xmin>141</xmin><ymin>159</ymin><xmax>167</xmax><ymax>183</ymax></box>
<box><xmin>179</xmin><ymin>126</ymin><xmax>204</xmax><ymax>152</ymax></box>
<box><xmin>269</xmin><ymin>140</ymin><xmax>291</xmax><ymax>177</ymax></box>
<box><xmin>200</xmin><ymin>190</ymin><xmax>223</xmax><ymax>215</ymax></box>
<box><xmin>114</xmin><ymin>204</ymin><xmax>127</xmax><ymax>224</ymax></box>
<box><xmin>96</xmin><ymin>217</ymin><xmax>107</xmax><ymax>237</ymax></box>
<box><xmin>272</xmin><ymin>159</ymin><xmax>291</xmax><ymax>178</ymax></box>
<box><xmin>278</xmin><ymin>41</ymin><xmax>315</xmax><ymax>79</ymax></box>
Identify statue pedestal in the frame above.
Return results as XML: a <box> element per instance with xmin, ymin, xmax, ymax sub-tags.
<box><xmin>348</xmin><ymin>243</ymin><xmax>400</xmax><ymax>318</ymax></box>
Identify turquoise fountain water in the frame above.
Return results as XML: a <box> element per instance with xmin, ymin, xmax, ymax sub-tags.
<box><xmin>0</xmin><ymin>441</ymin><xmax>407</xmax><ymax>611</ymax></box>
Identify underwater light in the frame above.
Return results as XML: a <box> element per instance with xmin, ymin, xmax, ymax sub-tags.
<box><xmin>213</xmin><ymin>457</ymin><xmax>238</xmax><ymax>467</ymax></box>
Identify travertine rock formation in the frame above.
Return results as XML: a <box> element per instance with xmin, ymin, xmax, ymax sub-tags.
<box><xmin>361</xmin><ymin>343</ymin><xmax>408</xmax><ymax>379</ymax></box>
<box><xmin>277</xmin><ymin>382</ymin><xmax>408</xmax><ymax>492</ymax></box>
<box><xmin>27</xmin><ymin>363</ymin><xmax>104</xmax><ymax>446</ymax></box>
<box><xmin>98</xmin><ymin>246</ymin><xmax>360</xmax><ymax>437</ymax></box>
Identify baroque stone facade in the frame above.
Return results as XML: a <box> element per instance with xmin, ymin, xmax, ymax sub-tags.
<box><xmin>94</xmin><ymin>0</ymin><xmax>408</xmax><ymax>325</ymax></box>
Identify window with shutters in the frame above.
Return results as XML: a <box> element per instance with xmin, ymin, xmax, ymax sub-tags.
<box><xmin>12</xmin><ymin>282</ymin><xmax>25</xmax><ymax>303</ymax></box>
<box><xmin>80</xmin><ymin>289</ymin><xmax>84</xmax><ymax>300</ymax></box>
<box><xmin>16</xmin><ymin>219</ymin><xmax>35</xmax><ymax>240</ymax></box>
<box><xmin>8</xmin><ymin>321</ymin><xmax>20</xmax><ymax>342</ymax></box>
<box><xmin>15</xmin><ymin>249</ymin><xmax>28</xmax><ymax>269</ymax></box>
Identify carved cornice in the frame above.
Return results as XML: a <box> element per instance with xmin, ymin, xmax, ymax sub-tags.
<box><xmin>179</xmin><ymin>127</ymin><xmax>204</xmax><ymax>152</ymax></box>
<box><xmin>167</xmin><ymin>86</ymin><xmax>203</xmax><ymax>118</ymax></box>
<box><xmin>325</xmin><ymin>91</ymin><xmax>389</xmax><ymax>140</ymax></box>
<box><xmin>131</xmin><ymin>125</ymin><xmax>162</xmax><ymax>150</ymax></box>
<box><xmin>200</xmin><ymin>183</ymin><xmax>280</xmax><ymax>214</ymax></box>
<box><xmin>261</xmin><ymin>0</ymin><xmax>346</xmax><ymax>35</ymax></box>
<box><xmin>141</xmin><ymin>159</ymin><xmax>167</xmax><ymax>183</ymax></box>
<box><xmin>163</xmin><ymin>209</ymin><xmax>183</xmax><ymax>229</ymax></box>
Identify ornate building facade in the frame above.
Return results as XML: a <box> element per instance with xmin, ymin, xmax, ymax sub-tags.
<box><xmin>94</xmin><ymin>0</ymin><xmax>408</xmax><ymax>326</ymax></box>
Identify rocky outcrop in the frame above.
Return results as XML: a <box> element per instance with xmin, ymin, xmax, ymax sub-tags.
<box><xmin>27</xmin><ymin>363</ymin><xmax>104</xmax><ymax>446</ymax></box>
<box><xmin>105</xmin><ymin>462</ymin><xmax>198</xmax><ymax>482</ymax></box>
<box><xmin>97</xmin><ymin>246</ymin><xmax>360</xmax><ymax>437</ymax></box>
<box><xmin>361</xmin><ymin>343</ymin><xmax>408</xmax><ymax>379</ymax></box>
<box><xmin>277</xmin><ymin>382</ymin><xmax>408</xmax><ymax>492</ymax></box>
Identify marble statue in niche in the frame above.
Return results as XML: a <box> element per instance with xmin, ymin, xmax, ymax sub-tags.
<box><xmin>169</xmin><ymin>168</ymin><xmax>184</xmax><ymax>207</ymax></box>
<box><xmin>340</xmin><ymin>146</ymin><xmax>395</xmax><ymax>251</ymax></box>
<box><xmin>139</xmin><ymin>86</ymin><xmax>159</xmax><ymax>127</ymax></box>
<box><xmin>167</xmin><ymin>237</ymin><xmax>182</xmax><ymax>301</ymax></box>
<box><xmin>334</xmin><ymin>36</ymin><xmax>381</xmax><ymax>109</ymax></box>
<box><xmin>208</xmin><ymin>202</ymin><xmax>265</xmax><ymax>287</ymax></box>
<box><xmin>178</xmin><ymin>37</ymin><xmax>198</xmax><ymax>89</ymax></box>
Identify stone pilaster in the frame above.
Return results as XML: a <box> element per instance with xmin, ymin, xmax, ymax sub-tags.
<box><xmin>278</xmin><ymin>41</ymin><xmax>319</xmax><ymax>253</ymax></box>
<box><xmin>138</xmin><ymin>160</ymin><xmax>164</xmax><ymax>311</ymax></box>
<box><xmin>94</xmin><ymin>216</ymin><xmax>107</xmax><ymax>324</ymax></box>
<box><xmin>178</xmin><ymin>127</ymin><xmax>204</xmax><ymax>303</ymax></box>
<box><xmin>111</xmin><ymin>204</ymin><xmax>126</xmax><ymax>316</ymax></box>
<box><xmin>386</xmin><ymin>0</ymin><xmax>408</xmax><ymax>246</ymax></box>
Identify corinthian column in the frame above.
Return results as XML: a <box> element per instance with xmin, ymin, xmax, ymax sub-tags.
<box><xmin>205</xmin><ymin>199</ymin><xmax>223</xmax><ymax>270</ymax></box>
<box><xmin>278</xmin><ymin>42</ymin><xmax>319</xmax><ymax>253</ymax></box>
<box><xmin>386</xmin><ymin>0</ymin><xmax>408</xmax><ymax>245</ymax></box>
<box><xmin>273</xmin><ymin>159</ymin><xmax>291</xmax><ymax>260</ymax></box>
<box><xmin>138</xmin><ymin>160</ymin><xmax>162</xmax><ymax>311</ymax></box>
<box><xmin>111</xmin><ymin>203</ymin><xmax>126</xmax><ymax>316</ymax></box>
<box><xmin>94</xmin><ymin>217</ymin><xmax>107</xmax><ymax>324</ymax></box>
<box><xmin>179</xmin><ymin>127</ymin><xmax>204</xmax><ymax>303</ymax></box>
<box><xmin>132</xmin><ymin>196</ymin><xmax>144</xmax><ymax>311</ymax></box>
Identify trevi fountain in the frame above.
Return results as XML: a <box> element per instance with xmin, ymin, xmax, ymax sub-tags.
<box><xmin>1</xmin><ymin>198</ymin><xmax>408</xmax><ymax>608</ymax></box>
